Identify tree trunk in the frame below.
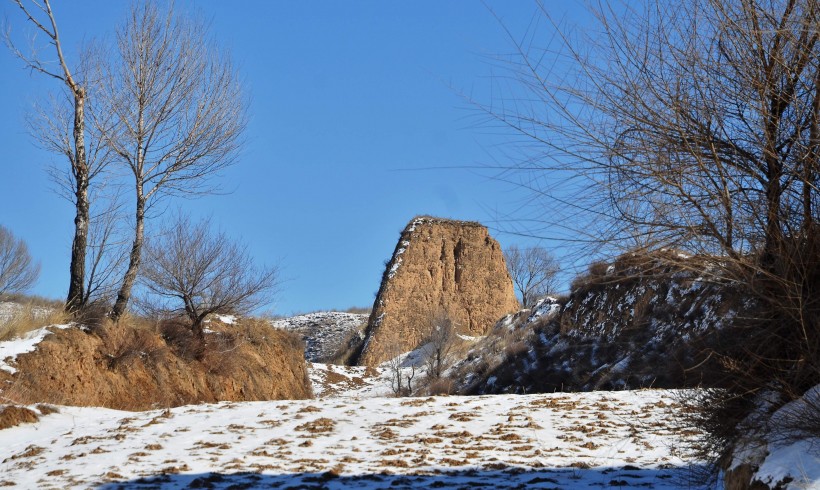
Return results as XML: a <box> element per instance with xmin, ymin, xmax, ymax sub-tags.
<box><xmin>65</xmin><ymin>88</ymin><xmax>88</xmax><ymax>313</ymax></box>
<box><xmin>110</xmin><ymin>193</ymin><xmax>145</xmax><ymax>322</ymax></box>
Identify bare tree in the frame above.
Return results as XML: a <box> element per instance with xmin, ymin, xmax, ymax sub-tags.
<box><xmin>0</xmin><ymin>225</ymin><xmax>40</xmax><ymax>296</ymax></box>
<box><xmin>139</xmin><ymin>215</ymin><xmax>278</xmax><ymax>338</ymax></box>
<box><xmin>504</xmin><ymin>244</ymin><xmax>559</xmax><ymax>307</ymax></box>
<box><xmin>5</xmin><ymin>0</ymin><xmax>109</xmax><ymax>312</ymax></box>
<box><xmin>422</xmin><ymin>311</ymin><xmax>456</xmax><ymax>380</ymax></box>
<box><xmin>385</xmin><ymin>350</ymin><xmax>416</xmax><ymax>397</ymax></box>
<box><xmin>484</xmin><ymin>0</ymin><xmax>820</xmax><ymax>467</ymax></box>
<box><xmin>102</xmin><ymin>1</ymin><xmax>247</xmax><ymax>321</ymax></box>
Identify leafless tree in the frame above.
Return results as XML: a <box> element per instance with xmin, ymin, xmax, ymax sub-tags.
<box><xmin>0</xmin><ymin>225</ymin><xmax>40</xmax><ymax>296</ymax></box>
<box><xmin>139</xmin><ymin>215</ymin><xmax>278</xmax><ymax>338</ymax></box>
<box><xmin>386</xmin><ymin>352</ymin><xmax>416</xmax><ymax>397</ymax></box>
<box><xmin>102</xmin><ymin>1</ymin><xmax>247</xmax><ymax>321</ymax></box>
<box><xmin>422</xmin><ymin>311</ymin><xmax>456</xmax><ymax>380</ymax></box>
<box><xmin>504</xmin><ymin>244</ymin><xmax>560</xmax><ymax>307</ymax></box>
<box><xmin>484</xmin><ymin>0</ymin><xmax>820</xmax><ymax>467</ymax></box>
<box><xmin>5</xmin><ymin>0</ymin><xmax>111</xmax><ymax>312</ymax></box>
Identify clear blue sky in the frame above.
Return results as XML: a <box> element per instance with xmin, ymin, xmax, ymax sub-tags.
<box><xmin>0</xmin><ymin>1</ymin><xmax>586</xmax><ymax>315</ymax></box>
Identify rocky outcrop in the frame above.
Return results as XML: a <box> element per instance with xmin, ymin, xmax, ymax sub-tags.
<box><xmin>354</xmin><ymin>216</ymin><xmax>519</xmax><ymax>366</ymax></box>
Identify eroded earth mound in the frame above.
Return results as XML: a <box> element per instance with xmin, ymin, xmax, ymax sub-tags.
<box><xmin>0</xmin><ymin>319</ymin><xmax>312</xmax><ymax>410</ymax></box>
<box><xmin>355</xmin><ymin>216</ymin><xmax>519</xmax><ymax>366</ymax></box>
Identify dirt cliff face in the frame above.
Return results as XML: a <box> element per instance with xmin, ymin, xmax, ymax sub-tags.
<box><xmin>355</xmin><ymin>216</ymin><xmax>519</xmax><ymax>366</ymax></box>
<box><xmin>0</xmin><ymin>319</ymin><xmax>312</xmax><ymax>410</ymax></box>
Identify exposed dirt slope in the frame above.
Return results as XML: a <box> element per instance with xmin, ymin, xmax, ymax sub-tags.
<box><xmin>0</xmin><ymin>319</ymin><xmax>312</xmax><ymax>410</ymax></box>
<box><xmin>355</xmin><ymin>216</ymin><xmax>519</xmax><ymax>366</ymax></box>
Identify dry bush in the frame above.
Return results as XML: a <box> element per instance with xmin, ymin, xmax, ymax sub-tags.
<box><xmin>0</xmin><ymin>304</ymin><xmax>70</xmax><ymax>341</ymax></box>
<box><xmin>35</xmin><ymin>404</ymin><xmax>59</xmax><ymax>415</ymax></box>
<box><xmin>93</xmin><ymin>322</ymin><xmax>167</xmax><ymax>370</ymax></box>
<box><xmin>199</xmin><ymin>329</ymin><xmax>241</xmax><ymax>377</ymax></box>
<box><xmin>158</xmin><ymin>319</ymin><xmax>206</xmax><ymax>361</ymax></box>
<box><xmin>0</xmin><ymin>405</ymin><xmax>39</xmax><ymax>430</ymax></box>
<box><xmin>72</xmin><ymin>301</ymin><xmax>112</xmax><ymax>331</ymax></box>
<box><xmin>504</xmin><ymin>340</ymin><xmax>529</xmax><ymax>359</ymax></box>
<box><xmin>772</xmin><ymin>387</ymin><xmax>820</xmax><ymax>443</ymax></box>
<box><xmin>322</xmin><ymin>327</ymin><xmax>365</xmax><ymax>366</ymax></box>
<box><xmin>428</xmin><ymin>378</ymin><xmax>454</xmax><ymax>395</ymax></box>
<box><xmin>569</xmin><ymin>260</ymin><xmax>611</xmax><ymax>292</ymax></box>
<box><xmin>587</xmin><ymin>261</ymin><xmax>610</xmax><ymax>279</ymax></box>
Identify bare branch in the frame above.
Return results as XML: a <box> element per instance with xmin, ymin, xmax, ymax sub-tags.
<box><xmin>139</xmin><ymin>214</ymin><xmax>278</xmax><ymax>337</ymax></box>
<box><xmin>0</xmin><ymin>225</ymin><xmax>40</xmax><ymax>296</ymax></box>
<box><xmin>106</xmin><ymin>1</ymin><xmax>248</xmax><ymax>320</ymax></box>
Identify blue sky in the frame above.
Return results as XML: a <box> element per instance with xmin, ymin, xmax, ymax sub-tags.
<box><xmin>0</xmin><ymin>1</ymin><xmax>586</xmax><ymax>315</ymax></box>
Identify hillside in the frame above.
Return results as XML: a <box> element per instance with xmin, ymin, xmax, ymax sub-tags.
<box><xmin>272</xmin><ymin>311</ymin><xmax>367</xmax><ymax>362</ymax></box>
<box><xmin>0</xmin><ymin>307</ymin><xmax>817</xmax><ymax>488</ymax></box>
<box><xmin>0</xmin><ymin>318</ymin><xmax>312</xmax><ymax>409</ymax></box>
<box><xmin>443</xmin><ymin>253</ymin><xmax>744</xmax><ymax>395</ymax></box>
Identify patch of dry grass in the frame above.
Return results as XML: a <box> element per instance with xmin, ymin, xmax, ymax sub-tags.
<box><xmin>0</xmin><ymin>304</ymin><xmax>70</xmax><ymax>341</ymax></box>
<box><xmin>295</xmin><ymin>418</ymin><xmax>335</xmax><ymax>434</ymax></box>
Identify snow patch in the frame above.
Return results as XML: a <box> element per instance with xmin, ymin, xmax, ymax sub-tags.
<box><xmin>0</xmin><ymin>324</ymin><xmax>73</xmax><ymax>374</ymax></box>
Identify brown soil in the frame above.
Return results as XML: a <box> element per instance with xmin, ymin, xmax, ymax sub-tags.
<box><xmin>0</xmin><ymin>319</ymin><xmax>312</xmax><ymax>410</ymax></box>
<box><xmin>356</xmin><ymin>216</ymin><xmax>519</xmax><ymax>366</ymax></box>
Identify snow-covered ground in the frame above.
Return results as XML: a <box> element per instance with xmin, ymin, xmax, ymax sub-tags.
<box><xmin>1</xmin><ymin>388</ymin><xmax>711</xmax><ymax>489</ymax></box>
<box><xmin>0</xmin><ymin>321</ymin><xmax>817</xmax><ymax>489</ymax></box>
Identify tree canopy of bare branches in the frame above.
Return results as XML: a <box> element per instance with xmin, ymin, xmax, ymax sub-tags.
<box><xmin>104</xmin><ymin>1</ymin><xmax>247</xmax><ymax>321</ymax></box>
<box><xmin>139</xmin><ymin>215</ymin><xmax>278</xmax><ymax>337</ymax></box>
<box><xmin>5</xmin><ymin>0</ymin><xmax>111</xmax><ymax>312</ymax></box>
<box><xmin>486</xmin><ymin>0</ymin><xmax>820</xmax><ymax>465</ymax></box>
<box><xmin>0</xmin><ymin>225</ymin><xmax>40</xmax><ymax>296</ymax></box>
<box><xmin>504</xmin><ymin>244</ymin><xmax>560</xmax><ymax>307</ymax></box>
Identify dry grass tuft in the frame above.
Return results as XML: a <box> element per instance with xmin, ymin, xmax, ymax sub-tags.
<box><xmin>295</xmin><ymin>417</ymin><xmax>335</xmax><ymax>434</ymax></box>
<box><xmin>35</xmin><ymin>404</ymin><xmax>59</xmax><ymax>416</ymax></box>
<box><xmin>0</xmin><ymin>405</ymin><xmax>39</xmax><ymax>430</ymax></box>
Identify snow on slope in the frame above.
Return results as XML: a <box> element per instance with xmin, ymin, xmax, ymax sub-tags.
<box><xmin>0</xmin><ymin>301</ymin><xmax>52</xmax><ymax>324</ymax></box>
<box><xmin>272</xmin><ymin>312</ymin><xmax>367</xmax><ymax>361</ymax></box>
<box><xmin>1</xmin><ymin>390</ymin><xmax>712</xmax><ymax>489</ymax></box>
<box><xmin>730</xmin><ymin>384</ymin><xmax>820</xmax><ymax>489</ymax></box>
<box><xmin>0</xmin><ymin>323</ymin><xmax>72</xmax><ymax>373</ymax></box>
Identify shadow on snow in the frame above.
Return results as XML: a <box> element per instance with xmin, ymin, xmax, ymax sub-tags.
<box><xmin>95</xmin><ymin>464</ymin><xmax>716</xmax><ymax>489</ymax></box>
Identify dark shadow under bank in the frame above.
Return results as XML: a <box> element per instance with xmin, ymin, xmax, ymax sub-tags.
<box><xmin>95</xmin><ymin>465</ymin><xmax>715</xmax><ymax>489</ymax></box>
